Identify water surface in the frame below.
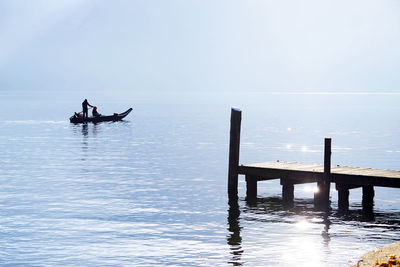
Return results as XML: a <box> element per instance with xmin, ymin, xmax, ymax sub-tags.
<box><xmin>1</xmin><ymin>91</ymin><xmax>400</xmax><ymax>266</ymax></box>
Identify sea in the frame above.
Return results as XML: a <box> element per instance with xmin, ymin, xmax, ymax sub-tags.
<box><xmin>1</xmin><ymin>90</ymin><xmax>400</xmax><ymax>266</ymax></box>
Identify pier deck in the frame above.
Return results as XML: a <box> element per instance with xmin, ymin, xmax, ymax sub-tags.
<box><xmin>238</xmin><ymin>161</ymin><xmax>400</xmax><ymax>188</ymax></box>
<box><xmin>227</xmin><ymin>108</ymin><xmax>400</xmax><ymax>214</ymax></box>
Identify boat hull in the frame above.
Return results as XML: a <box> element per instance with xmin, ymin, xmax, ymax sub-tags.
<box><xmin>69</xmin><ymin>108</ymin><xmax>133</xmax><ymax>123</ymax></box>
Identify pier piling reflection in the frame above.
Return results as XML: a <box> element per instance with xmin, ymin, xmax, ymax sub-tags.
<box><xmin>227</xmin><ymin>199</ymin><xmax>243</xmax><ymax>266</ymax></box>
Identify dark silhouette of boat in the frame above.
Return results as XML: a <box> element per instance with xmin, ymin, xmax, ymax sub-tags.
<box><xmin>70</xmin><ymin>108</ymin><xmax>133</xmax><ymax>123</ymax></box>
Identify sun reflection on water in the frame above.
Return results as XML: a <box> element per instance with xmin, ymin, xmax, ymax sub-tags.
<box><xmin>278</xmin><ymin>219</ymin><xmax>325</xmax><ymax>266</ymax></box>
<box><xmin>295</xmin><ymin>219</ymin><xmax>312</xmax><ymax>230</ymax></box>
<box><xmin>302</xmin><ymin>185</ymin><xmax>319</xmax><ymax>193</ymax></box>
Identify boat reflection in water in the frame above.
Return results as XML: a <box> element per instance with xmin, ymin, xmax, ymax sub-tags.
<box><xmin>81</xmin><ymin>123</ymin><xmax>88</xmax><ymax>137</ymax></box>
<box><xmin>226</xmin><ymin>195</ymin><xmax>400</xmax><ymax>266</ymax></box>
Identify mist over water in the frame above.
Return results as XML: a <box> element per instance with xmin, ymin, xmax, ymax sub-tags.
<box><xmin>1</xmin><ymin>1</ymin><xmax>400</xmax><ymax>265</ymax></box>
<box><xmin>1</xmin><ymin>91</ymin><xmax>400</xmax><ymax>266</ymax></box>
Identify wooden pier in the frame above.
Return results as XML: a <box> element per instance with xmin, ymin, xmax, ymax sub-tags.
<box><xmin>227</xmin><ymin>108</ymin><xmax>400</xmax><ymax>213</ymax></box>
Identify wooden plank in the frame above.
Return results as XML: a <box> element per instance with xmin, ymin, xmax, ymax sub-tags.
<box><xmin>238</xmin><ymin>165</ymin><xmax>322</xmax><ymax>182</ymax></box>
<box><xmin>332</xmin><ymin>173</ymin><xmax>400</xmax><ymax>188</ymax></box>
<box><xmin>332</xmin><ymin>166</ymin><xmax>400</xmax><ymax>178</ymax></box>
<box><xmin>332</xmin><ymin>168</ymin><xmax>400</xmax><ymax>181</ymax></box>
<box><xmin>239</xmin><ymin>160</ymin><xmax>400</xmax><ymax>188</ymax></box>
<box><xmin>245</xmin><ymin>161</ymin><xmax>322</xmax><ymax>171</ymax></box>
<box><xmin>241</xmin><ymin>161</ymin><xmax>400</xmax><ymax>179</ymax></box>
<box><xmin>335</xmin><ymin>183</ymin><xmax>360</xmax><ymax>190</ymax></box>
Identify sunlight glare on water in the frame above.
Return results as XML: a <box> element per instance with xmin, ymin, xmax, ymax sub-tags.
<box><xmin>0</xmin><ymin>91</ymin><xmax>400</xmax><ymax>266</ymax></box>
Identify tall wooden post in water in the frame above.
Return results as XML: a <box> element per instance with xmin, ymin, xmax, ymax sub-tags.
<box><xmin>323</xmin><ymin>138</ymin><xmax>332</xmax><ymax>208</ymax></box>
<box><xmin>315</xmin><ymin>138</ymin><xmax>331</xmax><ymax>210</ymax></box>
<box><xmin>228</xmin><ymin>108</ymin><xmax>242</xmax><ymax>201</ymax></box>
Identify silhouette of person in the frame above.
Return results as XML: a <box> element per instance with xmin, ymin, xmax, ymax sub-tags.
<box><xmin>82</xmin><ymin>99</ymin><xmax>93</xmax><ymax>118</ymax></box>
<box><xmin>92</xmin><ymin>106</ymin><xmax>101</xmax><ymax>117</ymax></box>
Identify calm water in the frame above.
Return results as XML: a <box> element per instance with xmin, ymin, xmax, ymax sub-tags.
<box><xmin>1</xmin><ymin>91</ymin><xmax>400</xmax><ymax>266</ymax></box>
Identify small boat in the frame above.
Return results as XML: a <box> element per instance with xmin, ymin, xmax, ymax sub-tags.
<box><xmin>69</xmin><ymin>108</ymin><xmax>133</xmax><ymax>123</ymax></box>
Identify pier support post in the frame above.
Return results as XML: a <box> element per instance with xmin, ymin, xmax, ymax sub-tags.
<box><xmin>315</xmin><ymin>138</ymin><xmax>331</xmax><ymax>210</ymax></box>
<box><xmin>336</xmin><ymin>184</ymin><xmax>349</xmax><ymax>214</ymax></box>
<box><xmin>362</xmin><ymin>186</ymin><xmax>374</xmax><ymax>215</ymax></box>
<box><xmin>228</xmin><ymin>108</ymin><xmax>242</xmax><ymax>201</ymax></box>
<box><xmin>246</xmin><ymin>176</ymin><xmax>257</xmax><ymax>201</ymax></box>
<box><xmin>282</xmin><ymin>181</ymin><xmax>294</xmax><ymax>208</ymax></box>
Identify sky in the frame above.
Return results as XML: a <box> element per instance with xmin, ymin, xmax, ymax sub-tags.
<box><xmin>0</xmin><ymin>0</ymin><xmax>399</xmax><ymax>93</ymax></box>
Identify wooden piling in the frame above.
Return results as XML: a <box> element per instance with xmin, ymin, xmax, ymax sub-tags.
<box><xmin>315</xmin><ymin>138</ymin><xmax>331</xmax><ymax>210</ymax></box>
<box><xmin>282</xmin><ymin>181</ymin><xmax>294</xmax><ymax>208</ymax></box>
<box><xmin>336</xmin><ymin>184</ymin><xmax>350</xmax><ymax>214</ymax></box>
<box><xmin>246</xmin><ymin>176</ymin><xmax>257</xmax><ymax>201</ymax></box>
<box><xmin>323</xmin><ymin>138</ymin><xmax>332</xmax><ymax>208</ymax></box>
<box><xmin>362</xmin><ymin>185</ymin><xmax>374</xmax><ymax>214</ymax></box>
<box><xmin>228</xmin><ymin>108</ymin><xmax>242</xmax><ymax>200</ymax></box>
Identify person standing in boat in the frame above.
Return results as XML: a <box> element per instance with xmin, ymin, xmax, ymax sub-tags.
<box><xmin>92</xmin><ymin>106</ymin><xmax>101</xmax><ymax>117</ymax></box>
<box><xmin>82</xmin><ymin>99</ymin><xmax>93</xmax><ymax>118</ymax></box>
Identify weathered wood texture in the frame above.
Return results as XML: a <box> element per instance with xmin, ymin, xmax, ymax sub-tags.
<box><xmin>245</xmin><ymin>175</ymin><xmax>257</xmax><ymax>201</ymax></box>
<box><xmin>282</xmin><ymin>183</ymin><xmax>294</xmax><ymax>207</ymax></box>
<box><xmin>336</xmin><ymin>184</ymin><xmax>353</xmax><ymax>213</ymax></box>
<box><xmin>228</xmin><ymin>108</ymin><xmax>242</xmax><ymax>199</ymax></box>
<box><xmin>315</xmin><ymin>138</ymin><xmax>331</xmax><ymax>210</ymax></box>
<box><xmin>238</xmin><ymin>161</ymin><xmax>400</xmax><ymax>188</ymax></box>
<box><xmin>362</xmin><ymin>186</ymin><xmax>374</xmax><ymax>214</ymax></box>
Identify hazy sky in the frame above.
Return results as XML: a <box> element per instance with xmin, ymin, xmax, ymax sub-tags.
<box><xmin>1</xmin><ymin>0</ymin><xmax>399</xmax><ymax>93</ymax></box>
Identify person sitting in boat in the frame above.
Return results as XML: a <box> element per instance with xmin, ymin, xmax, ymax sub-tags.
<box><xmin>92</xmin><ymin>106</ymin><xmax>101</xmax><ymax>117</ymax></box>
<box><xmin>82</xmin><ymin>99</ymin><xmax>93</xmax><ymax>118</ymax></box>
